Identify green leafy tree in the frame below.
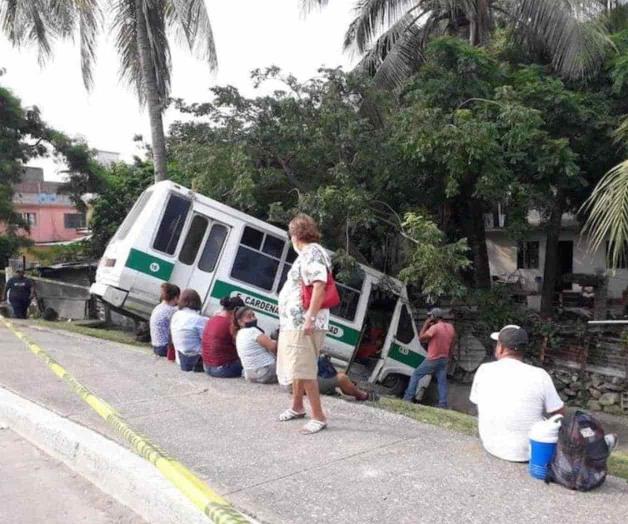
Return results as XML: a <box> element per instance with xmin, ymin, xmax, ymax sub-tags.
<box><xmin>0</xmin><ymin>0</ymin><xmax>217</xmax><ymax>182</ymax></box>
<box><xmin>89</xmin><ymin>159</ymin><xmax>154</xmax><ymax>255</ymax></box>
<box><xmin>306</xmin><ymin>0</ymin><xmax>612</xmax><ymax>90</ymax></box>
<box><xmin>169</xmin><ymin>67</ymin><xmax>470</xmax><ymax>299</ymax></box>
<box><xmin>0</xmin><ymin>82</ymin><xmax>100</xmax><ymax>265</ymax></box>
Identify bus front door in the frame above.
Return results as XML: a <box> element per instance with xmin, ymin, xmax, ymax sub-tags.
<box><xmin>170</xmin><ymin>214</ymin><xmax>230</xmax><ymax>310</ymax></box>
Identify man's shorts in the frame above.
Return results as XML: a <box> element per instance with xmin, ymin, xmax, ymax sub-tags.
<box><xmin>276</xmin><ymin>330</ymin><xmax>325</xmax><ymax>383</ymax></box>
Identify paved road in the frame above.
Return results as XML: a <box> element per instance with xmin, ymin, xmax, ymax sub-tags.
<box><xmin>0</xmin><ymin>427</ymin><xmax>144</xmax><ymax>524</ymax></box>
<box><xmin>1</xmin><ymin>321</ymin><xmax>627</xmax><ymax>524</ymax></box>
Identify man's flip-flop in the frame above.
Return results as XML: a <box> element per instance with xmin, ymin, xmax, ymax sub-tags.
<box><xmin>279</xmin><ymin>408</ymin><xmax>306</xmax><ymax>421</ymax></box>
<box><xmin>300</xmin><ymin>419</ymin><xmax>327</xmax><ymax>435</ymax></box>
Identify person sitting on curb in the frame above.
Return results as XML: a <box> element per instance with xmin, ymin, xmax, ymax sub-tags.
<box><xmin>316</xmin><ymin>354</ymin><xmax>378</xmax><ymax>401</ymax></box>
<box><xmin>234</xmin><ymin>307</ymin><xmax>278</xmax><ymax>384</ymax></box>
<box><xmin>201</xmin><ymin>296</ymin><xmax>245</xmax><ymax>378</ymax></box>
<box><xmin>469</xmin><ymin>325</ymin><xmax>565</xmax><ymax>462</ymax></box>
<box><xmin>403</xmin><ymin>308</ymin><xmax>455</xmax><ymax>407</ymax></box>
<box><xmin>170</xmin><ymin>289</ymin><xmax>207</xmax><ymax>372</ymax></box>
<box><xmin>149</xmin><ymin>283</ymin><xmax>180</xmax><ymax>357</ymax></box>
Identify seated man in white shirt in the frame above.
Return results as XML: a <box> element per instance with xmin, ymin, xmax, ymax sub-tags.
<box><xmin>469</xmin><ymin>325</ymin><xmax>564</xmax><ymax>462</ymax></box>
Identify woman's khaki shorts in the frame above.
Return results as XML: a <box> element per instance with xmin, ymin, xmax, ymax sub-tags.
<box><xmin>276</xmin><ymin>330</ymin><xmax>326</xmax><ymax>383</ymax></box>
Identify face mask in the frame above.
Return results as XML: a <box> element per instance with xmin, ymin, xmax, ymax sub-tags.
<box><xmin>244</xmin><ymin>320</ymin><xmax>258</xmax><ymax>329</ymax></box>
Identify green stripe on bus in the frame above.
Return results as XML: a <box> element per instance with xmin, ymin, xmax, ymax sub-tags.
<box><xmin>388</xmin><ymin>343</ymin><xmax>425</xmax><ymax>368</ymax></box>
<box><xmin>210</xmin><ymin>279</ymin><xmax>360</xmax><ymax>346</ymax></box>
<box><xmin>125</xmin><ymin>248</ymin><xmax>174</xmax><ymax>281</ymax></box>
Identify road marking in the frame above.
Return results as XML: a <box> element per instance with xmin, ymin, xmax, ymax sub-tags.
<box><xmin>0</xmin><ymin>316</ymin><xmax>251</xmax><ymax>524</ymax></box>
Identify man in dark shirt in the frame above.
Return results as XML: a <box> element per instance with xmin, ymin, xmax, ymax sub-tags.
<box><xmin>3</xmin><ymin>269</ymin><xmax>34</xmax><ymax>319</ymax></box>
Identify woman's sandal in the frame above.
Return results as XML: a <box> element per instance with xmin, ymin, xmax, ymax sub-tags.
<box><xmin>300</xmin><ymin>419</ymin><xmax>327</xmax><ymax>435</ymax></box>
<box><xmin>278</xmin><ymin>408</ymin><xmax>306</xmax><ymax>421</ymax></box>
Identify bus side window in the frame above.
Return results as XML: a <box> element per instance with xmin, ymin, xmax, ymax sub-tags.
<box><xmin>331</xmin><ymin>268</ymin><xmax>364</xmax><ymax>322</ymax></box>
<box><xmin>230</xmin><ymin>226</ymin><xmax>282</xmax><ymax>291</ymax></box>
<box><xmin>277</xmin><ymin>246</ymin><xmax>298</xmax><ymax>290</ymax></box>
<box><xmin>396</xmin><ymin>305</ymin><xmax>415</xmax><ymax>345</ymax></box>
<box><xmin>179</xmin><ymin>215</ymin><xmax>208</xmax><ymax>265</ymax></box>
<box><xmin>153</xmin><ymin>194</ymin><xmax>191</xmax><ymax>255</ymax></box>
<box><xmin>198</xmin><ymin>224</ymin><xmax>228</xmax><ymax>272</ymax></box>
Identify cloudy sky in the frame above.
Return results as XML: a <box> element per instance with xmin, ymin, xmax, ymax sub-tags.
<box><xmin>1</xmin><ymin>1</ymin><xmax>357</xmax><ymax>179</ymax></box>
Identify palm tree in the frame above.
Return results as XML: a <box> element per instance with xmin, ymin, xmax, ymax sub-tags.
<box><xmin>304</xmin><ymin>1</ymin><xmax>611</xmax><ymax>90</ymax></box>
<box><xmin>582</xmin><ymin>117</ymin><xmax>628</xmax><ymax>269</ymax></box>
<box><xmin>0</xmin><ymin>0</ymin><xmax>217</xmax><ymax>182</ymax></box>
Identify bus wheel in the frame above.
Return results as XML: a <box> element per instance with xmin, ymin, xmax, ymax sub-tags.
<box><xmin>381</xmin><ymin>373</ymin><xmax>409</xmax><ymax>397</ymax></box>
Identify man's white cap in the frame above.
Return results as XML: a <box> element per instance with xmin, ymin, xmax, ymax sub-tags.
<box><xmin>490</xmin><ymin>324</ymin><xmax>529</xmax><ymax>351</ymax></box>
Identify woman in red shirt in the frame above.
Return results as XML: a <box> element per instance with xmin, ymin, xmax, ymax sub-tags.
<box><xmin>202</xmin><ymin>296</ymin><xmax>245</xmax><ymax>378</ymax></box>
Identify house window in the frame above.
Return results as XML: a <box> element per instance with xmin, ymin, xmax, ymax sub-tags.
<box><xmin>517</xmin><ymin>241</ymin><xmax>539</xmax><ymax>269</ymax></box>
<box><xmin>153</xmin><ymin>194</ymin><xmax>191</xmax><ymax>255</ymax></box>
<box><xmin>230</xmin><ymin>226</ymin><xmax>284</xmax><ymax>291</ymax></box>
<box><xmin>20</xmin><ymin>212</ymin><xmax>37</xmax><ymax>226</ymax></box>
<box><xmin>606</xmin><ymin>241</ymin><xmax>628</xmax><ymax>269</ymax></box>
<box><xmin>64</xmin><ymin>213</ymin><xmax>86</xmax><ymax>229</ymax></box>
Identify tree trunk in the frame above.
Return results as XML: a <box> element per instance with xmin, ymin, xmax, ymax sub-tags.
<box><xmin>469</xmin><ymin>0</ymin><xmax>491</xmax><ymax>46</ymax></box>
<box><xmin>540</xmin><ymin>198</ymin><xmax>563</xmax><ymax>317</ymax></box>
<box><xmin>461</xmin><ymin>198</ymin><xmax>492</xmax><ymax>289</ymax></box>
<box><xmin>135</xmin><ymin>0</ymin><xmax>168</xmax><ymax>182</ymax></box>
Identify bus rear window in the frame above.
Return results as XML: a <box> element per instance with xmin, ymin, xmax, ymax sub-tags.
<box><xmin>153</xmin><ymin>194</ymin><xmax>191</xmax><ymax>255</ymax></box>
<box><xmin>115</xmin><ymin>190</ymin><xmax>152</xmax><ymax>240</ymax></box>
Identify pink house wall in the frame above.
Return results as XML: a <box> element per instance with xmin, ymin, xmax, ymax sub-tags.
<box><xmin>15</xmin><ymin>204</ymin><xmax>85</xmax><ymax>243</ymax></box>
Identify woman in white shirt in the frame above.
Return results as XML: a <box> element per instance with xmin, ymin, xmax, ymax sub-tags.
<box><xmin>234</xmin><ymin>307</ymin><xmax>277</xmax><ymax>383</ymax></box>
<box><xmin>170</xmin><ymin>289</ymin><xmax>208</xmax><ymax>372</ymax></box>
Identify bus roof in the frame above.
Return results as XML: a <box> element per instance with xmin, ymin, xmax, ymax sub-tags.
<box><xmin>155</xmin><ymin>180</ymin><xmax>405</xmax><ymax>291</ymax></box>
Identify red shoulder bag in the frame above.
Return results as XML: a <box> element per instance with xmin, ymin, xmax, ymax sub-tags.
<box><xmin>302</xmin><ymin>270</ymin><xmax>341</xmax><ymax>310</ymax></box>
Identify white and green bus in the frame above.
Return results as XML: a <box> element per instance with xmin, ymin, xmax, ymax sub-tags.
<box><xmin>90</xmin><ymin>181</ymin><xmax>429</xmax><ymax>395</ymax></box>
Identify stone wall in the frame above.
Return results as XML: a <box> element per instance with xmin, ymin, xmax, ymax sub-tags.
<box><xmin>548</xmin><ymin>367</ymin><xmax>626</xmax><ymax>415</ymax></box>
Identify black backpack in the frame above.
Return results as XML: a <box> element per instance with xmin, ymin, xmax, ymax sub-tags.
<box><xmin>545</xmin><ymin>410</ymin><xmax>610</xmax><ymax>491</ymax></box>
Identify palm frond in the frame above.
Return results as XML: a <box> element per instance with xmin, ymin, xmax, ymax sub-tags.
<box><xmin>344</xmin><ymin>0</ymin><xmax>420</xmax><ymax>54</ymax></box>
<box><xmin>112</xmin><ymin>0</ymin><xmax>171</xmax><ymax>104</ymax></box>
<box><xmin>582</xmin><ymin>160</ymin><xmax>628</xmax><ymax>269</ymax></box>
<box><xmin>355</xmin><ymin>11</ymin><xmax>440</xmax><ymax>90</ymax></box>
<box><xmin>299</xmin><ymin>0</ymin><xmax>330</xmax><ymax>14</ymax></box>
<box><xmin>112</xmin><ymin>0</ymin><xmax>143</xmax><ymax>102</ymax></box>
<box><xmin>510</xmin><ymin>0</ymin><xmax>611</xmax><ymax>79</ymax></box>
<box><xmin>1</xmin><ymin>0</ymin><xmax>54</xmax><ymax>62</ymax></box>
<box><xmin>75</xmin><ymin>0</ymin><xmax>101</xmax><ymax>90</ymax></box>
<box><xmin>615</xmin><ymin>115</ymin><xmax>628</xmax><ymax>145</ymax></box>
<box><xmin>167</xmin><ymin>0</ymin><xmax>217</xmax><ymax>70</ymax></box>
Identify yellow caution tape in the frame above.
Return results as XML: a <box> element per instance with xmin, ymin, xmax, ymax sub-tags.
<box><xmin>0</xmin><ymin>316</ymin><xmax>251</xmax><ymax>524</ymax></box>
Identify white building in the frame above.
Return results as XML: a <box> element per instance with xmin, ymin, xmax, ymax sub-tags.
<box><xmin>485</xmin><ymin>209</ymin><xmax>628</xmax><ymax>301</ymax></box>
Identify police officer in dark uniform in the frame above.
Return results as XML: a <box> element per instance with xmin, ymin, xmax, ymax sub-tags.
<box><xmin>3</xmin><ymin>269</ymin><xmax>35</xmax><ymax>319</ymax></box>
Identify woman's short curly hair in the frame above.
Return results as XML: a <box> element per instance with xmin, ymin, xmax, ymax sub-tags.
<box><xmin>288</xmin><ymin>213</ymin><xmax>321</xmax><ymax>243</ymax></box>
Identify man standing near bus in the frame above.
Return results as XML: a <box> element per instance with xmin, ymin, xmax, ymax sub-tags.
<box><xmin>3</xmin><ymin>268</ymin><xmax>35</xmax><ymax>319</ymax></box>
<box><xmin>403</xmin><ymin>308</ymin><xmax>456</xmax><ymax>407</ymax></box>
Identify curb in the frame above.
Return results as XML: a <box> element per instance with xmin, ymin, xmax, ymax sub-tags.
<box><xmin>0</xmin><ymin>387</ymin><xmax>209</xmax><ymax>524</ymax></box>
<box><xmin>0</xmin><ymin>315</ymin><xmax>254</xmax><ymax>524</ymax></box>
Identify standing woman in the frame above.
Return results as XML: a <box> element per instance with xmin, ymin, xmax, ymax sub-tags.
<box><xmin>201</xmin><ymin>296</ymin><xmax>245</xmax><ymax>378</ymax></box>
<box><xmin>277</xmin><ymin>213</ymin><xmax>332</xmax><ymax>434</ymax></box>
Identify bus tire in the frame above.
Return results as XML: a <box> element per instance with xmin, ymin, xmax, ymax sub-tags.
<box><xmin>381</xmin><ymin>373</ymin><xmax>409</xmax><ymax>397</ymax></box>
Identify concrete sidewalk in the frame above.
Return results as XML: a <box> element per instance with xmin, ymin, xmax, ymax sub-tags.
<box><xmin>0</xmin><ymin>428</ymin><xmax>145</xmax><ymax>524</ymax></box>
<box><xmin>1</xmin><ymin>321</ymin><xmax>627</xmax><ymax>524</ymax></box>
